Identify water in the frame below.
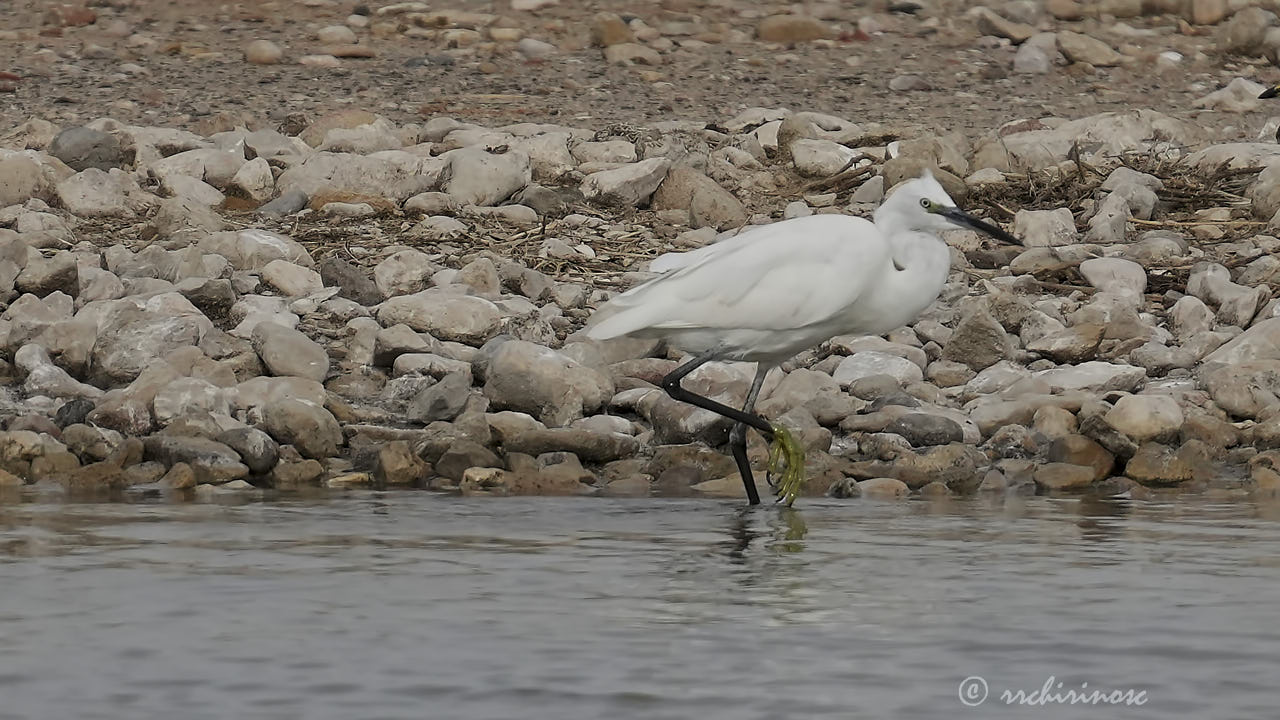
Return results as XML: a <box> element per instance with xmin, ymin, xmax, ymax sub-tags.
<box><xmin>1</xmin><ymin>493</ymin><xmax>1278</xmax><ymax>720</ymax></box>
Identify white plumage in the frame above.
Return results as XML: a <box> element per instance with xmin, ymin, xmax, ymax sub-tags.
<box><xmin>585</xmin><ymin>171</ymin><xmax>1001</xmax><ymax>363</ymax></box>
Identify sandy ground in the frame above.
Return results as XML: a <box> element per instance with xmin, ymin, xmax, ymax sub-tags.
<box><xmin>3</xmin><ymin>0</ymin><xmax>1280</xmax><ymax>142</ymax></box>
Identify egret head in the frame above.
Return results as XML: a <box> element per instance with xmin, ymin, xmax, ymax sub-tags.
<box><xmin>880</xmin><ymin>170</ymin><xmax>1019</xmax><ymax>244</ymax></box>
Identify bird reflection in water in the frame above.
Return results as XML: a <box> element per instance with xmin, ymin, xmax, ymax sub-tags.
<box><xmin>720</xmin><ymin>506</ymin><xmax>809</xmax><ymax>561</ymax></box>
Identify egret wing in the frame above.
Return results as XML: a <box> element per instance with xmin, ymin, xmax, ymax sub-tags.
<box><xmin>587</xmin><ymin>215</ymin><xmax>888</xmax><ymax>338</ymax></box>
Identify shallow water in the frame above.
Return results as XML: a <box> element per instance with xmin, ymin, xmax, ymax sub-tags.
<box><xmin>1</xmin><ymin>493</ymin><xmax>1278</xmax><ymax>720</ymax></box>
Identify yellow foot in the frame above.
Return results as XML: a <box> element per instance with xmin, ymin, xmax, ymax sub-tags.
<box><xmin>766</xmin><ymin>423</ymin><xmax>807</xmax><ymax>507</ymax></box>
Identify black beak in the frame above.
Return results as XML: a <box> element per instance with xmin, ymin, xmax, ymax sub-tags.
<box><xmin>1261</xmin><ymin>85</ymin><xmax>1280</xmax><ymax>99</ymax></box>
<box><xmin>940</xmin><ymin>207</ymin><xmax>1021</xmax><ymax>245</ymax></box>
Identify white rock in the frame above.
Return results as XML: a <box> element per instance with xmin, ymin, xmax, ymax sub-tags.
<box><xmin>374</xmin><ymin>249</ymin><xmax>436</xmax><ymax>298</ymax></box>
<box><xmin>55</xmin><ymin>168</ymin><xmax>154</xmax><ymax>218</ymax></box>
<box><xmin>1079</xmin><ymin>257</ymin><xmax>1146</xmax><ymax>303</ymax></box>
<box><xmin>832</xmin><ymin>351</ymin><xmax>924</xmax><ymax>387</ymax></box>
<box><xmin>229</xmin><ymin>156</ymin><xmax>275</xmax><ymax>203</ymax></box>
<box><xmin>1012</xmin><ymin>207</ymin><xmax>1078</xmax><ymax>247</ymax></box>
<box><xmin>377</xmin><ymin>288</ymin><xmax>503</xmax><ymax>345</ymax></box>
<box><xmin>441</xmin><ymin>147</ymin><xmax>532</xmax><ymax>206</ymax></box>
<box><xmin>162</xmin><ymin>174</ymin><xmax>226</xmax><ymax>206</ymax></box>
<box><xmin>1104</xmin><ymin>394</ymin><xmax>1183</xmax><ymax>441</ymax></box>
<box><xmin>261</xmin><ymin>259</ymin><xmax>324</xmax><ymax>297</ymax></box>
<box><xmin>1034</xmin><ymin>361</ymin><xmax>1146</xmax><ymax>393</ymax></box>
<box><xmin>581</xmin><ymin>157</ymin><xmax>671</xmax><ymax>206</ymax></box>
<box><xmin>790</xmin><ymin>138</ymin><xmax>859</xmax><ymax>177</ymax></box>
<box><xmin>1193</xmin><ymin>77</ymin><xmax>1267</xmax><ymax>113</ymax></box>
<box><xmin>571</xmin><ymin>140</ymin><xmax>636</xmax><ymax>164</ymax></box>
<box><xmin>276</xmin><ymin>151</ymin><xmax>444</xmax><ymax>202</ymax></box>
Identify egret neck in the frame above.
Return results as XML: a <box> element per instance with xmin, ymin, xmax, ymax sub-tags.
<box><xmin>858</xmin><ymin>230</ymin><xmax>952</xmax><ymax>335</ymax></box>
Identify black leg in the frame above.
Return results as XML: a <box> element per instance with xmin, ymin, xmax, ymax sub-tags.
<box><xmin>661</xmin><ymin>352</ymin><xmax>773</xmax><ymax>505</ymax></box>
<box><xmin>729</xmin><ymin>364</ymin><xmax>770</xmax><ymax>506</ymax></box>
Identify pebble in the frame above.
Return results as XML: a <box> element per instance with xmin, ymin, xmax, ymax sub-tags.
<box><xmin>244</xmin><ymin>40</ymin><xmax>284</xmax><ymax>64</ymax></box>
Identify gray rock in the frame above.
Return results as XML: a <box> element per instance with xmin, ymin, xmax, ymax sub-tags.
<box><xmin>142</xmin><ymin>435</ymin><xmax>249</xmax><ymax>484</ymax></box>
<box><xmin>1084</xmin><ymin>193</ymin><xmax>1131</xmax><ymax>244</ymax></box>
<box><xmin>56</xmin><ymin>168</ymin><xmax>153</xmax><ymax>218</ymax></box>
<box><xmin>259</xmin><ymin>398</ymin><xmax>343</xmax><ymax>459</ymax></box>
<box><xmin>260</xmin><ymin>259</ymin><xmax>323</xmax><ymax>297</ymax></box>
<box><xmin>1034</xmin><ymin>361</ymin><xmax>1145</xmax><ymax>393</ymax></box>
<box><xmin>1079</xmin><ymin>257</ymin><xmax>1146</xmax><ymax>302</ymax></box>
<box><xmin>14</xmin><ymin>344</ymin><xmax>102</xmax><ymax>400</ymax></box>
<box><xmin>1057</xmin><ymin>31</ymin><xmax>1122</xmax><ymax>66</ymax></box>
<box><xmin>251</xmin><ymin>322</ymin><xmax>329</xmax><ymax>382</ymax></box>
<box><xmin>834</xmin><ymin>351</ymin><xmax>923</xmax><ymax>387</ymax></box>
<box><xmin>377</xmin><ymin>289</ymin><xmax>503</xmax><ymax>345</ymax></box>
<box><xmin>176</xmin><ymin>277</ymin><xmax>237</xmax><ymax>318</ymax></box>
<box><xmin>941</xmin><ymin>303</ymin><xmax>1012</xmax><ymax>371</ymax></box>
<box><xmin>214</xmin><ymin>426</ymin><xmax>279</xmax><ymax>475</ymax></box>
<box><xmin>1012</xmin><ymin>208</ymin><xmax>1077</xmax><ymax>247</ymax></box>
<box><xmin>790</xmin><ymin>139</ymin><xmax>860</xmax><ymax>178</ymax></box>
<box><xmin>581</xmin><ymin>157</ymin><xmax>671</xmax><ymax>207</ymax></box>
<box><xmin>975</xmin><ymin>7</ymin><xmax>1035</xmax><ymax>43</ymax></box>
<box><xmin>90</xmin><ymin>306</ymin><xmax>210</xmax><ymax>386</ymax></box>
<box><xmin>229</xmin><ymin>157</ymin><xmax>275</xmax><ymax>204</ymax></box>
<box><xmin>651</xmin><ymin>165</ymin><xmax>747</xmax><ymax>230</ymax></box>
<box><xmin>148</xmin><ymin>196</ymin><xmax>227</xmax><ymax>239</ymax></box>
<box><xmin>482</xmin><ymin>339</ymin><xmax>614</xmax><ymax>427</ymax></box>
<box><xmin>258</xmin><ymin>189</ymin><xmax>309</xmax><ymax>216</ymax></box>
<box><xmin>15</xmin><ymin>253</ymin><xmax>78</xmax><ymax>298</ymax></box>
<box><xmin>151</xmin><ymin>377</ymin><xmax>230</xmax><ymax>425</ymax></box>
<box><xmin>199</xmin><ymin>229</ymin><xmax>313</xmax><ymax>272</ymax></box>
<box><xmin>373</xmin><ymin>249</ymin><xmax>436</xmax><ymax>298</ymax></box>
<box><xmin>406</xmin><ymin>373</ymin><xmax>471</xmax><ymax>423</ymax></box>
<box><xmin>1013</xmin><ymin>32</ymin><xmax>1059</xmax><ymax>74</ymax></box>
<box><xmin>1025</xmin><ymin>323</ymin><xmax>1104</xmax><ymax>363</ymax></box>
<box><xmin>1202</xmin><ymin>317</ymin><xmax>1280</xmax><ymax>367</ymax></box>
<box><xmin>1105</xmin><ymin>394</ymin><xmax>1183</xmax><ymax>442</ymax></box>
<box><xmin>884</xmin><ymin>413</ymin><xmax>964</xmax><ymax>447</ymax></box>
<box><xmin>374</xmin><ymin>324</ymin><xmax>439</xmax><ymax>367</ymax></box>
<box><xmin>1203</xmin><ymin>361</ymin><xmax>1280</xmax><ymax>419</ymax></box>
<box><xmin>161</xmin><ymin>174</ymin><xmax>226</xmax><ymax>210</ymax></box>
<box><xmin>1218</xmin><ymin>7</ymin><xmax>1276</xmax><ymax>56</ymax></box>
<box><xmin>48</xmin><ymin>126</ymin><xmax>126</xmax><ymax>171</ymax></box>
<box><xmin>441</xmin><ymin>147</ymin><xmax>531</xmax><ymax>206</ymax></box>
<box><xmin>319</xmin><ymin>256</ymin><xmax>381</xmax><ymax>305</ymax></box>
<box><xmin>275</xmin><ymin>151</ymin><xmax>444</xmax><ymax>203</ymax></box>
<box><xmin>1187</xmin><ymin>262</ymin><xmax>1269</xmax><ymax>328</ymax></box>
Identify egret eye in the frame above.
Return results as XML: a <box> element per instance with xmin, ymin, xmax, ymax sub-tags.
<box><xmin>919</xmin><ymin>198</ymin><xmax>932</xmax><ymax>210</ymax></box>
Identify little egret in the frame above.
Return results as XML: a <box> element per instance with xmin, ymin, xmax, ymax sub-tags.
<box><xmin>1261</xmin><ymin>85</ymin><xmax>1280</xmax><ymax>99</ymax></box>
<box><xmin>584</xmin><ymin>171</ymin><xmax>1019</xmax><ymax>506</ymax></box>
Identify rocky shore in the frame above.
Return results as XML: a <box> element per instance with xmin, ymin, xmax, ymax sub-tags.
<box><xmin>4</xmin><ymin>1</ymin><xmax>1280</xmax><ymax>501</ymax></box>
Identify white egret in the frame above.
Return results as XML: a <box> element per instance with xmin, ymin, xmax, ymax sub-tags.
<box><xmin>584</xmin><ymin>171</ymin><xmax>1019</xmax><ymax>506</ymax></box>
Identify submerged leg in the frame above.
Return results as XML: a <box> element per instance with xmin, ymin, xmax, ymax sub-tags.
<box><xmin>728</xmin><ymin>364</ymin><xmax>771</xmax><ymax>506</ymax></box>
<box><xmin>661</xmin><ymin>354</ymin><xmax>805</xmax><ymax>506</ymax></box>
<box><xmin>661</xmin><ymin>352</ymin><xmax>773</xmax><ymax>506</ymax></box>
